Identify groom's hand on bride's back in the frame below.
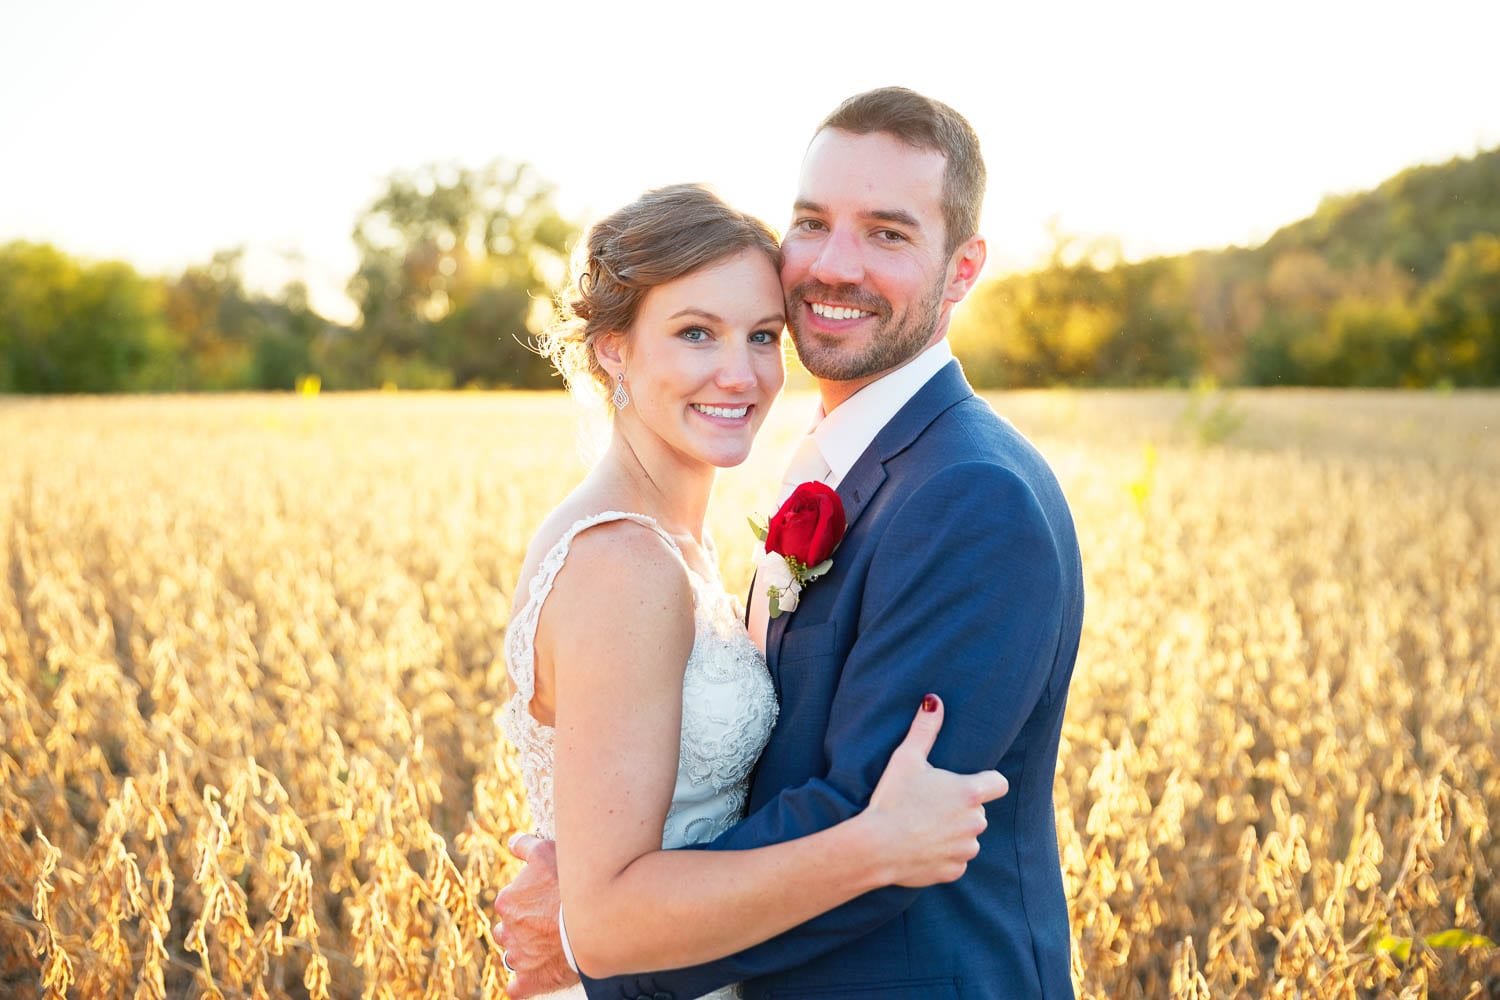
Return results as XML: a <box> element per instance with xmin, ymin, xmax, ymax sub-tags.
<box><xmin>493</xmin><ymin>833</ymin><xmax>577</xmax><ymax>999</ymax></box>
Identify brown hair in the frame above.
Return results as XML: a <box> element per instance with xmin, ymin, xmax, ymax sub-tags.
<box><xmin>542</xmin><ymin>184</ymin><xmax>781</xmax><ymax>400</ymax></box>
<box><xmin>818</xmin><ymin>87</ymin><xmax>986</xmax><ymax>256</ymax></box>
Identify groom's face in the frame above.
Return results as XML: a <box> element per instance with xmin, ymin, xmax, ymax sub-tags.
<box><xmin>781</xmin><ymin>128</ymin><xmax>954</xmax><ymax>386</ymax></box>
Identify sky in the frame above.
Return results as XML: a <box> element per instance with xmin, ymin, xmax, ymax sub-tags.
<box><xmin>2</xmin><ymin>0</ymin><xmax>1498</xmax><ymax>324</ymax></box>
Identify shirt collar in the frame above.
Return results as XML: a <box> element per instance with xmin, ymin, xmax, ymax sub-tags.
<box><xmin>808</xmin><ymin>339</ymin><xmax>954</xmax><ymax>486</ymax></box>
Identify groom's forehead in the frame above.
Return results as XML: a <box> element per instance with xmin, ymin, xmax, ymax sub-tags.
<box><xmin>796</xmin><ymin>129</ymin><xmax>946</xmax><ymax>213</ymax></box>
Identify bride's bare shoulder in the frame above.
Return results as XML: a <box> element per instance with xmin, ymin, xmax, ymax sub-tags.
<box><xmin>523</xmin><ymin>493</ymin><xmax>656</xmax><ymax>565</ymax></box>
<box><xmin>552</xmin><ymin>514</ymin><xmax>686</xmax><ymax>595</ymax></box>
<box><xmin>536</xmin><ymin>512</ymin><xmax>695</xmax><ymax>669</ymax></box>
<box><xmin>519</xmin><ymin>491</ymin><xmax>686</xmax><ymax>597</ymax></box>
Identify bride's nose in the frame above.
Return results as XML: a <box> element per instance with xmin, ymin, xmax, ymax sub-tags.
<box><xmin>715</xmin><ymin>343</ymin><xmax>756</xmax><ymax>392</ymax></box>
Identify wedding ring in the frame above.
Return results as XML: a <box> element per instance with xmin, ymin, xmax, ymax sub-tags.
<box><xmin>501</xmin><ymin>951</ymin><xmax>516</xmax><ymax>974</ymax></box>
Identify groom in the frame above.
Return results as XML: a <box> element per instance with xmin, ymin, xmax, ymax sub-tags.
<box><xmin>497</xmin><ymin>87</ymin><xmax>1083</xmax><ymax>999</ymax></box>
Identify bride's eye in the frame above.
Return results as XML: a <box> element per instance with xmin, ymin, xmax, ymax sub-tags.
<box><xmin>678</xmin><ymin>326</ymin><xmax>711</xmax><ymax>343</ymax></box>
<box><xmin>749</xmin><ymin>328</ymin><xmax>781</xmax><ymax>345</ymax></box>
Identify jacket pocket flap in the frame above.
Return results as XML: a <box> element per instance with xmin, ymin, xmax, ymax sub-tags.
<box><xmin>775</xmin><ymin>619</ymin><xmax>839</xmax><ymax>665</ymax></box>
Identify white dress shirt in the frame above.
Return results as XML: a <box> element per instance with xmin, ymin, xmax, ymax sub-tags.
<box><xmin>801</xmin><ymin>338</ymin><xmax>955</xmax><ymax>489</ymax></box>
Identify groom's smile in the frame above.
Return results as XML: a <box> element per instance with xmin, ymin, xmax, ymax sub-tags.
<box><xmin>808</xmin><ymin>301</ymin><xmax>878</xmax><ymax>323</ymax></box>
<box><xmin>792</xmin><ymin>280</ymin><xmax>891</xmax><ymax>336</ymax></box>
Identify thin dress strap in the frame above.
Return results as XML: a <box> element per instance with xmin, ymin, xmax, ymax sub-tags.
<box><xmin>505</xmin><ymin>511</ymin><xmax>689</xmax><ymax>707</ymax></box>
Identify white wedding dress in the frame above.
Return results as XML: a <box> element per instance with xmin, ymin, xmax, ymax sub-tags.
<box><xmin>500</xmin><ymin>512</ymin><xmax>779</xmax><ymax>1000</ymax></box>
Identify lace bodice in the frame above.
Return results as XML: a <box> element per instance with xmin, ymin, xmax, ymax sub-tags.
<box><xmin>499</xmin><ymin>511</ymin><xmax>778</xmax><ymax>853</ymax></box>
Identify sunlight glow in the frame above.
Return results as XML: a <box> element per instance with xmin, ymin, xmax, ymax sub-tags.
<box><xmin>1</xmin><ymin>0</ymin><xmax>1497</xmax><ymax>325</ymax></box>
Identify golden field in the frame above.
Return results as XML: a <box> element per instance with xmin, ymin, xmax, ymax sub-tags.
<box><xmin>2</xmin><ymin>388</ymin><xmax>1497</xmax><ymax>999</ymax></box>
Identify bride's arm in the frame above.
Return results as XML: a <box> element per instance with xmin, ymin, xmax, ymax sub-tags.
<box><xmin>543</xmin><ymin>524</ymin><xmax>999</xmax><ymax>979</ymax></box>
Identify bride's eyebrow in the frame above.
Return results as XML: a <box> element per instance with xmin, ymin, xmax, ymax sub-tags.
<box><xmin>668</xmin><ymin>308</ymin><xmax>784</xmax><ymax>327</ymax></box>
<box><xmin>668</xmin><ymin>308</ymin><xmax>722</xmax><ymax>322</ymax></box>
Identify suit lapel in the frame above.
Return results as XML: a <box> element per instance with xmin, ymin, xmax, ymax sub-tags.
<box><xmin>870</xmin><ymin>360</ymin><xmax>974</xmax><ymax>463</ymax></box>
<box><xmin>765</xmin><ymin>360</ymin><xmax>975</xmax><ymax>671</ymax></box>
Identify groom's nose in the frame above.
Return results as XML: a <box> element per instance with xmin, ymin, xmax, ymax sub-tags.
<box><xmin>808</xmin><ymin>225</ymin><xmax>865</xmax><ymax>287</ymax></box>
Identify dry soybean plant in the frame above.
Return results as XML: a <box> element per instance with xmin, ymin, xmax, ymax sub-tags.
<box><xmin>1</xmin><ymin>389</ymin><xmax>1497</xmax><ymax>998</ymax></box>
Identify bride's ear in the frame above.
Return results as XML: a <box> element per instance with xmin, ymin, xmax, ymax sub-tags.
<box><xmin>593</xmin><ymin>330</ymin><xmax>629</xmax><ymax>380</ymax></box>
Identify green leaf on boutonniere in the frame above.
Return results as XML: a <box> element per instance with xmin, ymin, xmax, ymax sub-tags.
<box><xmin>768</xmin><ymin>588</ymin><xmax>782</xmax><ymax>619</ymax></box>
<box><xmin>748</xmin><ymin>514</ymin><xmax>768</xmax><ymax>542</ymax></box>
<box><xmin>803</xmin><ymin>559</ymin><xmax>833</xmax><ymax>581</ymax></box>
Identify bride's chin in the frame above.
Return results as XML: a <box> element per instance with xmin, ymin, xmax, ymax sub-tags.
<box><xmin>686</xmin><ymin>445</ymin><xmax>751</xmax><ymax>470</ymax></box>
<box><xmin>681</xmin><ymin>433</ymin><xmax>760</xmax><ymax>469</ymax></box>
<box><xmin>701</xmin><ymin>448</ymin><xmax>755</xmax><ymax>470</ymax></box>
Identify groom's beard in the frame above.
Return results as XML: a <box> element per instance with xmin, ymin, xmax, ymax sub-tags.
<box><xmin>786</xmin><ymin>277</ymin><xmax>944</xmax><ymax>382</ymax></box>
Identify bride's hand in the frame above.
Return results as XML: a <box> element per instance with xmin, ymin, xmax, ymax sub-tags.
<box><xmin>859</xmin><ymin>695</ymin><xmax>1009</xmax><ymax>888</ymax></box>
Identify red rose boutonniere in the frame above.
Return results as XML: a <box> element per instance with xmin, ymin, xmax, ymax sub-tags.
<box><xmin>749</xmin><ymin>481</ymin><xmax>847</xmax><ymax>618</ymax></box>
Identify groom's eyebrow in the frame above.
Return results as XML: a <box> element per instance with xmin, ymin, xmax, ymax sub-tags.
<box><xmin>793</xmin><ymin>199</ymin><xmax>922</xmax><ymax>230</ymax></box>
<box><xmin>869</xmin><ymin>208</ymin><xmax>922</xmax><ymax>229</ymax></box>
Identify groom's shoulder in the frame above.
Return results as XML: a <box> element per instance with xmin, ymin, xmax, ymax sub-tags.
<box><xmin>919</xmin><ymin>391</ymin><xmax>1051</xmax><ymax>477</ymax></box>
<box><xmin>895</xmin><ymin>392</ymin><xmax>1076</xmax><ymax>531</ymax></box>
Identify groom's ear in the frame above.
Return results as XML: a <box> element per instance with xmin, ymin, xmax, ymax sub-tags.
<box><xmin>943</xmin><ymin>236</ymin><xmax>987</xmax><ymax>305</ymax></box>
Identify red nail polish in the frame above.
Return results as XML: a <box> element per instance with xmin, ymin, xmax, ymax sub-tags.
<box><xmin>922</xmin><ymin>694</ymin><xmax>938</xmax><ymax>713</ymax></box>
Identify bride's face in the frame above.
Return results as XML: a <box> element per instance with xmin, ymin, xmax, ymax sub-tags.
<box><xmin>610</xmin><ymin>248</ymin><xmax>786</xmax><ymax>469</ymax></box>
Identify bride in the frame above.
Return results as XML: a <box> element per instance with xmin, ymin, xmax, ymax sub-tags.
<box><xmin>497</xmin><ymin>184</ymin><xmax>1006</xmax><ymax>999</ymax></box>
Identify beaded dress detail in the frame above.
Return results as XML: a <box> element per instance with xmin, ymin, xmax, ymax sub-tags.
<box><xmin>499</xmin><ymin>512</ymin><xmax>778</xmax><ymax>1000</ymax></box>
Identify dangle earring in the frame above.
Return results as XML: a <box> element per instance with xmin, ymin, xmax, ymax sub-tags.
<box><xmin>612</xmin><ymin>371</ymin><xmax>630</xmax><ymax>410</ymax></box>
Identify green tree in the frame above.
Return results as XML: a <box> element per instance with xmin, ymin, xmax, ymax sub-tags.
<box><xmin>1093</xmin><ymin>257</ymin><xmax>1202</xmax><ymax>384</ymax></box>
<box><xmin>249</xmin><ymin>280</ymin><xmax>330</xmax><ymax>390</ymax></box>
<box><xmin>1242</xmin><ymin>253</ymin><xmax>1419</xmax><ymax>385</ymax></box>
<box><xmin>348</xmin><ymin>160</ymin><xmax>575</xmax><ymax>388</ymax></box>
<box><xmin>160</xmin><ymin>249</ymin><xmax>256</xmax><ymax>388</ymax></box>
<box><xmin>1262</xmin><ymin>146</ymin><xmax>1500</xmax><ymax>281</ymax></box>
<box><xmin>0</xmin><ymin>241</ymin><xmax>173</xmax><ymax>392</ymax></box>
<box><xmin>158</xmin><ymin>249</ymin><xmax>334</xmax><ymax>390</ymax></box>
<box><xmin>1414</xmin><ymin>233</ymin><xmax>1500</xmax><ymax>384</ymax></box>
<box><xmin>952</xmin><ymin>233</ymin><xmax>1123</xmax><ymax>387</ymax></box>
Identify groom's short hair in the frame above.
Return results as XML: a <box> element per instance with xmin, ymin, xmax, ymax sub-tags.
<box><xmin>818</xmin><ymin>87</ymin><xmax>986</xmax><ymax>257</ymax></box>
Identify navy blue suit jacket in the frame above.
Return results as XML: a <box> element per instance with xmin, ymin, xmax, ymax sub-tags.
<box><xmin>583</xmin><ymin>360</ymin><xmax>1084</xmax><ymax>1000</ymax></box>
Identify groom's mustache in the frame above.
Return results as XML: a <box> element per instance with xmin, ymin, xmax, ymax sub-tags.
<box><xmin>786</xmin><ymin>281</ymin><xmax>891</xmax><ymax>319</ymax></box>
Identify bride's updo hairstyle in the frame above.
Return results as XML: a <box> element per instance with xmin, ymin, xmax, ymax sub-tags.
<box><xmin>543</xmin><ymin>184</ymin><xmax>781</xmax><ymax>406</ymax></box>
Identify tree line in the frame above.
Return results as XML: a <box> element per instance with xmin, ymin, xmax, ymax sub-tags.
<box><xmin>950</xmin><ymin>146</ymin><xmax>1500</xmax><ymax>387</ymax></box>
<box><xmin>0</xmin><ymin>161</ymin><xmax>574</xmax><ymax>393</ymax></box>
<box><xmin>3</xmin><ymin>148</ymin><xmax>1498</xmax><ymax>393</ymax></box>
